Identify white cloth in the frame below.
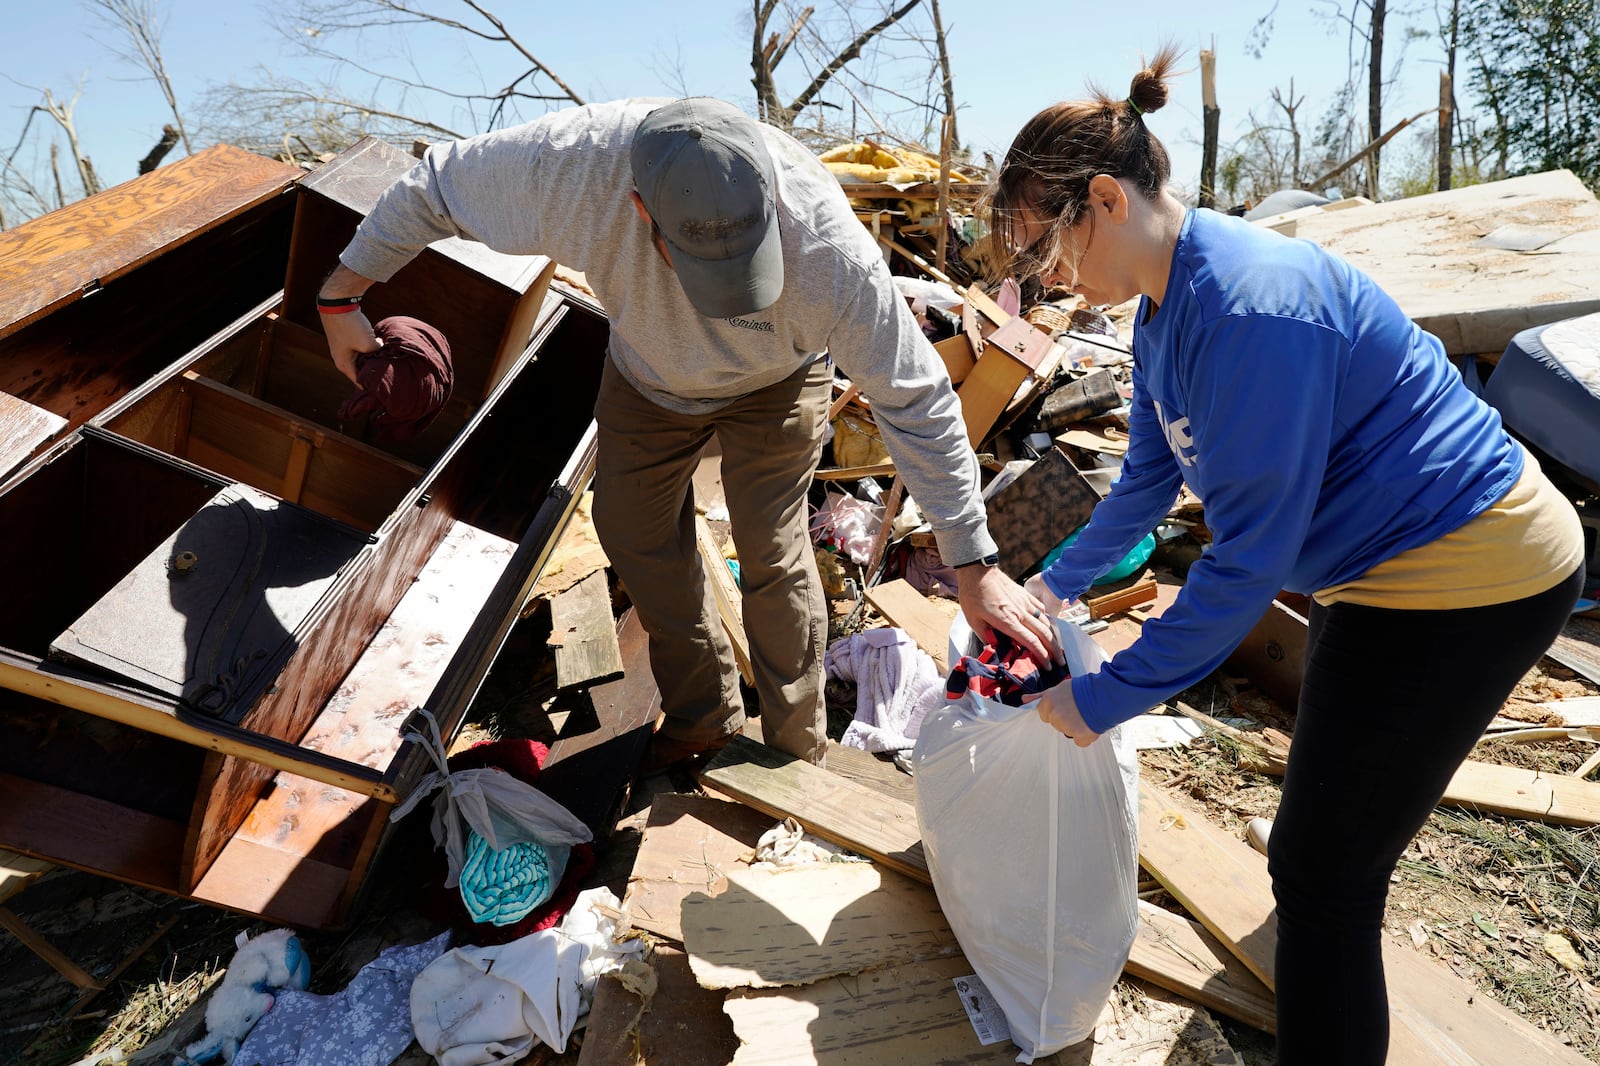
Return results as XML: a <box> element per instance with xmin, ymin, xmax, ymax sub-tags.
<box><xmin>409</xmin><ymin>889</ymin><xmax>641</xmax><ymax>1064</ymax></box>
<box><xmin>824</xmin><ymin>627</ymin><xmax>944</xmax><ymax>753</ymax></box>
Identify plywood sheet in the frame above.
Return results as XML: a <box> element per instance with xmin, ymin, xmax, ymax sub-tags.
<box><xmin>623</xmin><ymin>793</ymin><xmax>776</xmax><ymax>943</ymax></box>
<box><xmin>681</xmin><ymin>861</ymin><xmax>959</xmax><ymax>989</ymax></box>
<box><xmin>1283</xmin><ymin>170</ymin><xmax>1600</xmax><ymax>356</ymax></box>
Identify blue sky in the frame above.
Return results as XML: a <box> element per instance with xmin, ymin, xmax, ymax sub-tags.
<box><xmin>2</xmin><ymin>1</ymin><xmax>1449</xmax><ymax>201</ymax></box>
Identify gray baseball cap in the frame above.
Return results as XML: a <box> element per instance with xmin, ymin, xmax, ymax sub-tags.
<box><xmin>630</xmin><ymin>98</ymin><xmax>784</xmax><ymax>318</ymax></box>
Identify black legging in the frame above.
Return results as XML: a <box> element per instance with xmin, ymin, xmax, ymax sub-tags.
<box><xmin>1268</xmin><ymin>565</ymin><xmax>1585</xmax><ymax>1063</ymax></box>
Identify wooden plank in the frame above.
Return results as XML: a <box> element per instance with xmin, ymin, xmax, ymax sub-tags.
<box><xmin>549</xmin><ymin>569</ymin><xmax>624</xmax><ymax>693</ymax></box>
<box><xmin>724</xmin><ymin>954</ymin><xmax>1056</xmax><ymax>1065</ymax></box>
<box><xmin>863</xmin><ymin>579</ymin><xmax>961</xmax><ymax>673</ymax></box>
<box><xmin>700</xmin><ymin>736</ymin><xmax>927</xmax><ymax>883</ymax></box>
<box><xmin>1128</xmin><ymin>901</ymin><xmax>1276</xmax><ymax>1035</ymax></box>
<box><xmin>0</xmin><ymin>145</ymin><xmax>301</xmax><ymax>340</ymax></box>
<box><xmin>1548</xmin><ymin>617</ymin><xmax>1600</xmax><ymax>686</ymax></box>
<box><xmin>1136</xmin><ymin>782</ymin><xmax>1279</xmax><ymax>989</ymax></box>
<box><xmin>699</xmin><ymin>735</ymin><xmax>1278</xmax><ymax>1033</ymax></box>
<box><xmin>537</xmin><ymin>609</ymin><xmax>660</xmax><ymax>841</ymax></box>
<box><xmin>984</xmin><ymin>446</ymin><xmax>1101</xmax><ymax>580</ymax></box>
<box><xmin>0</xmin><ymin>393</ymin><xmax>66</xmax><ymax>484</ymax></box>
<box><xmin>0</xmin><ymin>907</ymin><xmax>102</xmax><ymax>990</ymax></box>
<box><xmin>1136</xmin><ymin>780</ymin><xmax>1591</xmax><ymax>1064</ymax></box>
<box><xmin>811</xmin><ymin>460</ymin><xmax>896</xmax><ymax>482</ymax></box>
<box><xmin>1085</xmin><ymin>577</ymin><xmax>1158</xmax><ymax>620</ymax></box>
<box><xmin>682</xmin><ymin>861</ymin><xmax>960</xmax><ymax>990</ymax></box>
<box><xmin>0</xmin><ymin>850</ymin><xmax>52</xmax><ymax>905</ymax></box>
<box><xmin>695</xmin><ymin>514</ymin><xmax>753</xmax><ymax>687</ymax></box>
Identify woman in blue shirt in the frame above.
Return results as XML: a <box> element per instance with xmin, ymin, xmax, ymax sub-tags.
<box><xmin>992</xmin><ymin>46</ymin><xmax>1586</xmax><ymax>1062</ymax></box>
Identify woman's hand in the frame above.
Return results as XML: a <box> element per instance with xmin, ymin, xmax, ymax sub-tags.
<box><xmin>1035</xmin><ymin>681</ymin><xmax>1101</xmax><ymax>747</ymax></box>
<box><xmin>1023</xmin><ymin>573</ymin><xmax>1066</xmax><ymax>618</ymax></box>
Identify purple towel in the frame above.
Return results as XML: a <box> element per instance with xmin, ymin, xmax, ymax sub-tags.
<box><xmin>337</xmin><ymin>316</ymin><xmax>453</xmax><ymax>442</ymax></box>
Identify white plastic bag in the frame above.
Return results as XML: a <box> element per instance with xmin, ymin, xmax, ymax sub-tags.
<box><xmin>914</xmin><ymin>616</ymin><xmax>1140</xmax><ymax>1062</ymax></box>
<box><xmin>389</xmin><ymin>709</ymin><xmax>593</xmax><ymax>891</ymax></box>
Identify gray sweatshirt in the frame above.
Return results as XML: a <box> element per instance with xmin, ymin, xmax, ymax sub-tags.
<box><xmin>341</xmin><ymin>98</ymin><xmax>997</xmax><ymax>566</ymax></box>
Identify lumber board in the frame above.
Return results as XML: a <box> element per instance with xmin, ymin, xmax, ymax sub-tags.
<box><xmin>723</xmin><ymin>954</ymin><xmax>1053</xmax><ymax>1065</ymax></box>
<box><xmin>1548</xmin><ymin>616</ymin><xmax>1600</xmax><ymax>686</ymax></box>
<box><xmin>1084</xmin><ymin>577</ymin><xmax>1158</xmax><ymax>620</ymax></box>
<box><xmin>1136</xmin><ymin>782</ymin><xmax>1279</xmax><ymax>989</ymax></box>
<box><xmin>0</xmin><ymin>392</ymin><xmax>65</xmax><ymax>484</ymax></box>
<box><xmin>549</xmin><ymin>569</ymin><xmax>624</xmax><ymax>693</ymax></box>
<box><xmin>0</xmin><ymin>849</ymin><xmax>51</xmax><ymax>905</ymax></box>
<box><xmin>699</xmin><ymin>737</ymin><xmax>1278</xmax><ymax>1031</ymax></box>
<box><xmin>0</xmin><ymin>907</ymin><xmax>102</xmax><ymax>990</ymax></box>
<box><xmin>1127</xmin><ymin>901</ymin><xmax>1276</xmax><ymax>1035</ymax></box>
<box><xmin>700</xmin><ymin>736</ymin><xmax>927</xmax><ymax>884</ymax></box>
<box><xmin>537</xmin><ymin>608</ymin><xmax>659</xmax><ymax>841</ymax></box>
<box><xmin>681</xmin><ymin>861</ymin><xmax>960</xmax><ymax>989</ymax></box>
<box><xmin>694</xmin><ymin>514</ymin><xmax>753</xmax><ymax>686</ymax></box>
<box><xmin>1136</xmin><ymin>781</ymin><xmax>1590</xmax><ymax>1064</ymax></box>
<box><xmin>863</xmin><ymin>578</ymin><xmax>961</xmax><ymax>673</ymax></box>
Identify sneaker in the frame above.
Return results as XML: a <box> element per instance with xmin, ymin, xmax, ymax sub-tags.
<box><xmin>636</xmin><ymin>732</ymin><xmax>733</xmax><ymax>779</ymax></box>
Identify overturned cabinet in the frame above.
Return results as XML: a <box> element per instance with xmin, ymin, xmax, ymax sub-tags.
<box><xmin>0</xmin><ymin>139</ymin><xmax>609</xmax><ymax>927</ymax></box>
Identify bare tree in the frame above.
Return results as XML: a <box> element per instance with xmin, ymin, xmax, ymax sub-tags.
<box><xmin>89</xmin><ymin>0</ymin><xmax>193</xmax><ymax>158</ymax></box>
<box><xmin>272</xmin><ymin>1</ymin><xmax>584</xmax><ymax>133</ymax></box>
<box><xmin>1271</xmin><ymin>79</ymin><xmax>1306</xmax><ymax>186</ymax></box>
<box><xmin>750</xmin><ymin>0</ymin><xmax>925</xmax><ymax>130</ymax></box>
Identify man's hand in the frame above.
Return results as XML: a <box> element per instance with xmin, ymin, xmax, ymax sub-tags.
<box><xmin>1035</xmin><ymin>681</ymin><xmax>1101</xmax><ymax>747</ymax></box>
<box><xmin>317</xmin><ymin>264</ymin><xmax>381</xmax><ymax>384</ymax></box>
<box><xmin>320</xmin><ymin>308</ymin><xmax>382</xmax><ymax>384</ymax></box>
<box><xmin>956</xmin><ymin>562</ymin><xmax>1064</xmax><ymax>667</ymax></box>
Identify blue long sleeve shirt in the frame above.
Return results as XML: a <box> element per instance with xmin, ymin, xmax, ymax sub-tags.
<box><xmin>1043</xmin><ymin>209</ymin><xmax>1521</xmax><ymax>732</ymax></box>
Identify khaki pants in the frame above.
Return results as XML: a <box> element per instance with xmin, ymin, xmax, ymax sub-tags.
<box><xmin>590</xmin><ymin>357</ymin><xmax>832</xmax><ymax>764</ymax></box>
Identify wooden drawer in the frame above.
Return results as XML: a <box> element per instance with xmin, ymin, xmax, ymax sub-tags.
<box><xmin>0</xmin><ymin>138</ymin><xmax>609</xmax><ymax>926</ymax></box>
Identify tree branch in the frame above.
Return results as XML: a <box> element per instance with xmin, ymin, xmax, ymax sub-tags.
<box><xmin>785</xmin><ymin>0</ymin><xmax>923</xmax><ymax>123</ymax></box>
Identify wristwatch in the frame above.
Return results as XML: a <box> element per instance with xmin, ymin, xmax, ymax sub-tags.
<box><xmin>956</xmin><ymin>552</ymin><xmax>1000</xmax><ymax>569</ymax></box>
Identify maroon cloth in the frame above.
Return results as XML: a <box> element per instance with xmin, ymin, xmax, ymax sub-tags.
<box><xmin>338</xmin><ymin>316</ymin><xmax>454</xmax><ymax>442</ymax></box>
<box><xmin>414</xmin><ymin>736</ymin><xmax>597</xmax><ymax>945</ymax></box>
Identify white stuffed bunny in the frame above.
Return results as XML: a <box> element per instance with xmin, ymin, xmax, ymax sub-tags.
<box><xmin>177</xmin><ymin>927</ymin><xmax>310</xmax><ymax>1065</ymax></box>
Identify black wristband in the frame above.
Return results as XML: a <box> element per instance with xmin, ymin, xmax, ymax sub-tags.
<box><xmin>316</xmin><ymin>294</ymin><xmax>364</xmax><ymax>308</ymax></box>
<box><xmin>956</xmin><ymin>552</ymin><xmax>1000</xmax><ymax>569</ymax></box>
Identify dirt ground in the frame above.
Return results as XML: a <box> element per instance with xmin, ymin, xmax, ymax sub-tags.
<box><xmin>4</xmin><ymin>598</ymin><xmax>1599</xmax><ymax>1065</ymax></box>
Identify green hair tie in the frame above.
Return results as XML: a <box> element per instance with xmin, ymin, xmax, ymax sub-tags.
<box><xmin>1125</xmin><ymin>97</ymin><xmax>1144</xmax><ymax>119</ymax></box>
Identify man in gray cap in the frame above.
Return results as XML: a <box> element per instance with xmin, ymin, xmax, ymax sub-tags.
<box><xmin>318</xmin><ymin>97</ymin><xmax>1060</xmax><ymax>773</ymax></box>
